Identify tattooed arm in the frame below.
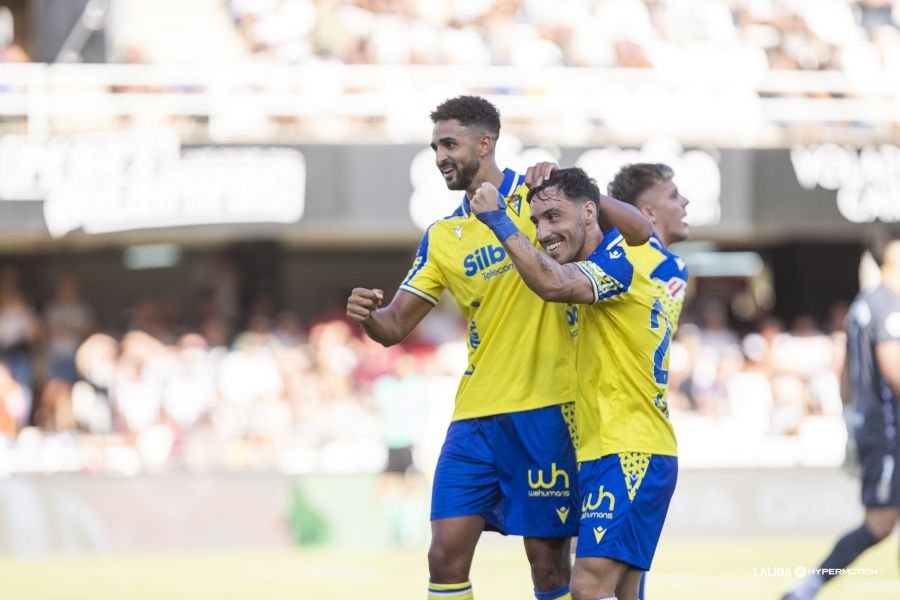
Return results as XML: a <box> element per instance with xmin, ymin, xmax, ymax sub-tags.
<box><xmin>471</xmin><ymin>183</ymin><xmax>596</xmax><ymax>305</ymax></box>
<box><xmin>503</xmin><ymin>230</ymin><xmax>597</xmax><ymax>304</ymax></box>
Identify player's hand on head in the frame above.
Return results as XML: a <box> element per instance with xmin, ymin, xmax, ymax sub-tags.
<box><xmin>346</xmin><ymin>287</ymin><xmax>384</xmax><ymax>322</ymax></box>
<box><xmin>525</xmin><ymin>162</ymin><xmax>558</xmax><ymax>187</ymax></box>
<box><xmin>471</xmin><ymin>182</ymin><xmax>503</xmax><ymax>215</ymax></box>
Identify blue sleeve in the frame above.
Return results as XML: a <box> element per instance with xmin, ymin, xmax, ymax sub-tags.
<box><xmin>650</xmin><ymin>251</ymin><xmax>688</xmax><ymax>285</ymax></box>
<box><xmin>574</xmin><ymin>243</ymin><xmax>634</xmax><ymax>304</ymax></box>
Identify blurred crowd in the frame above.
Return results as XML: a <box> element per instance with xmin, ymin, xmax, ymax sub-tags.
<box><xmin>0</xmin><ymin>263</ymin><xmax>467</xmax><ymax>476</ymax></box>
<box><xmin>0</xmin><ymin>260</ymin><xmax>852</xmax><ymax>475</ymax></box>
<box><xmin>1</xmin><ymin>1</ymin><xmax>896</xmax><ymax>143</ymax></box>
<box><xmin>669</xmin><ymin>302</ymin><xmax>849</xmax><ymax>467</ymax></box>
<box><xmin>4</xmin><ymin>1</ymin><xmax>898</xmax><ymax>78</ymax></box>
<box><xmin>223</xmin><ymin>0</ymin><xmax>900</xmax><ymax>76</ymax></box>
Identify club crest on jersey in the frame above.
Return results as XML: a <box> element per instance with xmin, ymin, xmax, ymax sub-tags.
<box><xmin>507</xmin><ymin>194</ymin><xmax>522</xmax><ymax>216</ymax></box>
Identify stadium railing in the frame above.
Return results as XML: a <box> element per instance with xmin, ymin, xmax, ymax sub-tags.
<box><xmin>0</xmin><ymin>63</ymin><xmax>896</xmax><ymax>145</ymax></box>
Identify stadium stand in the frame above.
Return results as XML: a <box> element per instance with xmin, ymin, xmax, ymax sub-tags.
<box><xmin>0</xmin><ymin>260</ymin><xmax>853</xmax><ymax>475</ymax></box>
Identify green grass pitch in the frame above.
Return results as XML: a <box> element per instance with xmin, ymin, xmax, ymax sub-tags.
<box><xmin>1</xmin><ymin>536</ymin><xmax>896</xmax><ymax>599</ymax></box>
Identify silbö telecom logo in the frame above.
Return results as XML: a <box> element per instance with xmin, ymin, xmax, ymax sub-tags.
<box><xmin>463</xmin><ymin>245</ymin><xmax>516</xmax><ymax>280</ymax></box>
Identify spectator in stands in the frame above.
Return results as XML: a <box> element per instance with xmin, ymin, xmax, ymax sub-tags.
<box><xmin>725</xmin><ymin>333</ymin><xmax>775</xmax><ymax>440</ymax></box>
<box><xmin>112</xmin><ymin>331</ymin><xmax>168</xmax><ymax>435</ymax></box>
<box><xmin>698</xmin><ymin>299</ymin><xmax>740</xmax><ymax>353</ymax></box>
<box><xmin>162</xmin><ymin>333</ymin><xmax>217</xmax><ymax>433</ymax></box>
<box><xmin>72</xmin><ymin>333</ymin><xmax>118</xmax><ymax>434</ymax></box>
<box><xmin>43</xmin><ymin>276</ymin><xmax>95</xmax><ymax>384</ymax></box>
<box><xmin>0</xmin><ymin>363</ymin><xmax>26</xmax><ymax>438</ymax></box>
<box><xmin>0</xmin><ymin>268</ymin><xmax>40</xmax><ymax>426</ymax></box>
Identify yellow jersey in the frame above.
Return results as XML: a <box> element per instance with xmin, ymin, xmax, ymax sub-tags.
<box><xmin>572</xmin><ymin>228</ymin><xmax>678</xmax><ymax>461</ymax></box>
<box><xmin>648</xmin><ymin>234</ymin><xmax>689</xmax><ymax>333</ymax></box>
<box><xmin>400</xmin><ymin>168</ymin><xmax>576</xmax><ymax>421</ymax></box>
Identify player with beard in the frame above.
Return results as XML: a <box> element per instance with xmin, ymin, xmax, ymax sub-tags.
<box><xmin>471</xmin><ymin>167</ymin><xmax>679</xmax><ymax>600</ymax></box>
<box><xmin>347</xmin><ymin>96</ymin><xmax>652</xmax><ymax>600</ymax></box>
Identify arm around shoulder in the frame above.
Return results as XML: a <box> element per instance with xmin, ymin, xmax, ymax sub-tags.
<box><xmin>599</xmin><ymin>195</ymin><xmax>653</xmax><ymax>246</ymax></box>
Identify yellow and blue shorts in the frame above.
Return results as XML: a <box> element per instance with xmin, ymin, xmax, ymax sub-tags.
<box><xmin>575</xmin><ymin>452</ymin><xmax>678</xmax><ymax>570</ymax></box>
<box><xmin>431</xmin><ymin>404</ymin><xmax>579</xmax><ymax>538</ymax></box>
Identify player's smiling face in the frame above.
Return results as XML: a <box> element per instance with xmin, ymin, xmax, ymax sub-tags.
<box><xmin>639</xmin><ymin>178</ymin><xmax>690</xmax><ymax>244</ymax></box>
<box><xmin>530</xmin><ymin>186</ymin><xmax>589</xmax><ymax>264</ymax></box>
<box><xmin>431</xmin><ymin>119</ymin><xmax>482</xmax><ymax>191</ymax></box>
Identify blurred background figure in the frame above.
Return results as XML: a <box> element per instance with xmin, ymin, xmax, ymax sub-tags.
<box><xmin>372</xmin><ymin>350</ymin><xmax>428</xmax><ymax>548</ymax></box>
<box><xmin>43</xmin><ymin>275</ymin><xmax>95</xmax><ymax>384</ymax></box>
<box><xmin>0</xmin><ymin>268</ymin><xmax>39</xmax><ymax>428</ymax></box>
<box><xmin>782</xmin><ymin>235</ymin><xmax>900</xmax><ymax>600</ymax></box>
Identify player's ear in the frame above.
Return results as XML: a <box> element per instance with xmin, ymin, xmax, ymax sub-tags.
<box><xmin>583</xmin><ymin>201</ymin><xmax>596</xmax><ymax>224</ymax></box>
<box><xmin>639</xmin><ymin>203</ymin><xmax>656</xmax><ymax>223</ymax></box>
<box><xmin>476</xmin><ymin>132</ymin><xmax>493</xmax><ymax>158</ymax></box>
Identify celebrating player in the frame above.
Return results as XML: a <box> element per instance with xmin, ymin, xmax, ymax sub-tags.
<box><xmin>607</xmin><ymin>163</ymin><xmax>690</xmax><ymax>329</ymax></box>
<box><xmin>604</xmin><ymin>162</ymin><xmax>690</xmax><ymax>600</ymax></box>
<box><xmin>471</xmin><ymin>167</ymin><xmax>677</xmax><ymax>600</ymax></box>
<box><xmin>347</xmin><ymin>96</ymin><xmax>650</xmax><ymax>600</ymax></box>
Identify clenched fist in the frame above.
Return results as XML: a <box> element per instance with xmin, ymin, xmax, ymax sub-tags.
<box><xmin>346</xmin><ymin>287</ymin><xmax>384</xmax><ymax>322</ymax></box>
<box><xmin>470</xmin><ymin>181</ymin><xmax>503</xmax><ymax>216</ymax></box>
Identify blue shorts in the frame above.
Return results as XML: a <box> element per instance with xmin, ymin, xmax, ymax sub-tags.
<box><xmin>431</xmin><ymin>404</ymin><xmax>579</xmax><ymax>538</ymax></box>
<box><xmin>575</xmin><ymin>453</ymin><xmax>678</xmax><ymax>570</ymax></box>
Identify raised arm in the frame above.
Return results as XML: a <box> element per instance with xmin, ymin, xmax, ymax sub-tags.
<box><xmin>599</xmin><ymin>194</ymin><xmax>653</xmax><ymax>246</ymax></box>
<box><xmin>501</xmin><ymin>233</ymin><xmax>597</xmax><ymax>304</ymax></box>
<box><xmin>470</xmin><ymin>183</ymin><xmax>596</xmax><ymax>305</ymax></box>
<box><xmin>346</xmin><ymin>288</ymin><xmax>434</xmax><ymax>346</ymax></box>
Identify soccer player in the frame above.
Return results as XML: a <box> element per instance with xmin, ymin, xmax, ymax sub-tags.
<box><xmin>782</xmin><ymin>234</ymin><xmax>900</xmax><ymax>600</ymax></box>
<box><xmin>605</xmin><ymin>163</ymin><xmax>690</xmax><ymax>600</ymax></box>
<box><xmin>607</xmin><ymin>163</ymin><xmax>689</xmax><ymax>329</ymax></box>
<box><xmin>471</xmin><ymin>167</ymin><xmax>677</xmax><ymax>600</ymax></box>
<box><xmin>347</xmin><ymin>96</ymin><xmax>652</xmax><ymax>600</ymax></box>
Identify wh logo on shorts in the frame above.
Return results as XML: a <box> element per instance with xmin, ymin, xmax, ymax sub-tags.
<box><xmin>581</xmin><ymin>486</ymin><xmax>616</xmax><ymax>520</ymax></box>
<box><xmin>527</xmin><ymin>463</ymin><xmax>570</xmax><ymax>497</ymax></box>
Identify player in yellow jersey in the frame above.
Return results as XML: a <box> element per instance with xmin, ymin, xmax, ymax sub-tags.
<box><xmin>471</xmin><ymin>167</ymin><xmax>676</xmax><ymax>600</ymax></box>
<box><xmin>347</xmin><ymin>97</ymin><xmax>652</xmax><ymax>600</ymax></box>
<box><xmin>606</xmin><ymin>163</ymin><xmax>690</xmax><ymax>600</ymax></box>
<box><xmin>607</xmin><ymin>163</ymin><xmax>690</xmax><ymax>331</ymax></box>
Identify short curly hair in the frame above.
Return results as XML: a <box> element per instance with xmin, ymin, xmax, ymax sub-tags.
<box><xmin>430</xmin><ymin>96</ymin><xmax>501</xmax><ymax>138</ymax></box>
<box><xmin>527</xmin><ymin>167</ymin><xmax>600</xmax><ymax>206</ymax></box>
<box><xmin>607</xmin><ymin>163</ymin><xmax>673</xmax><ymax>206</ymax></box>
